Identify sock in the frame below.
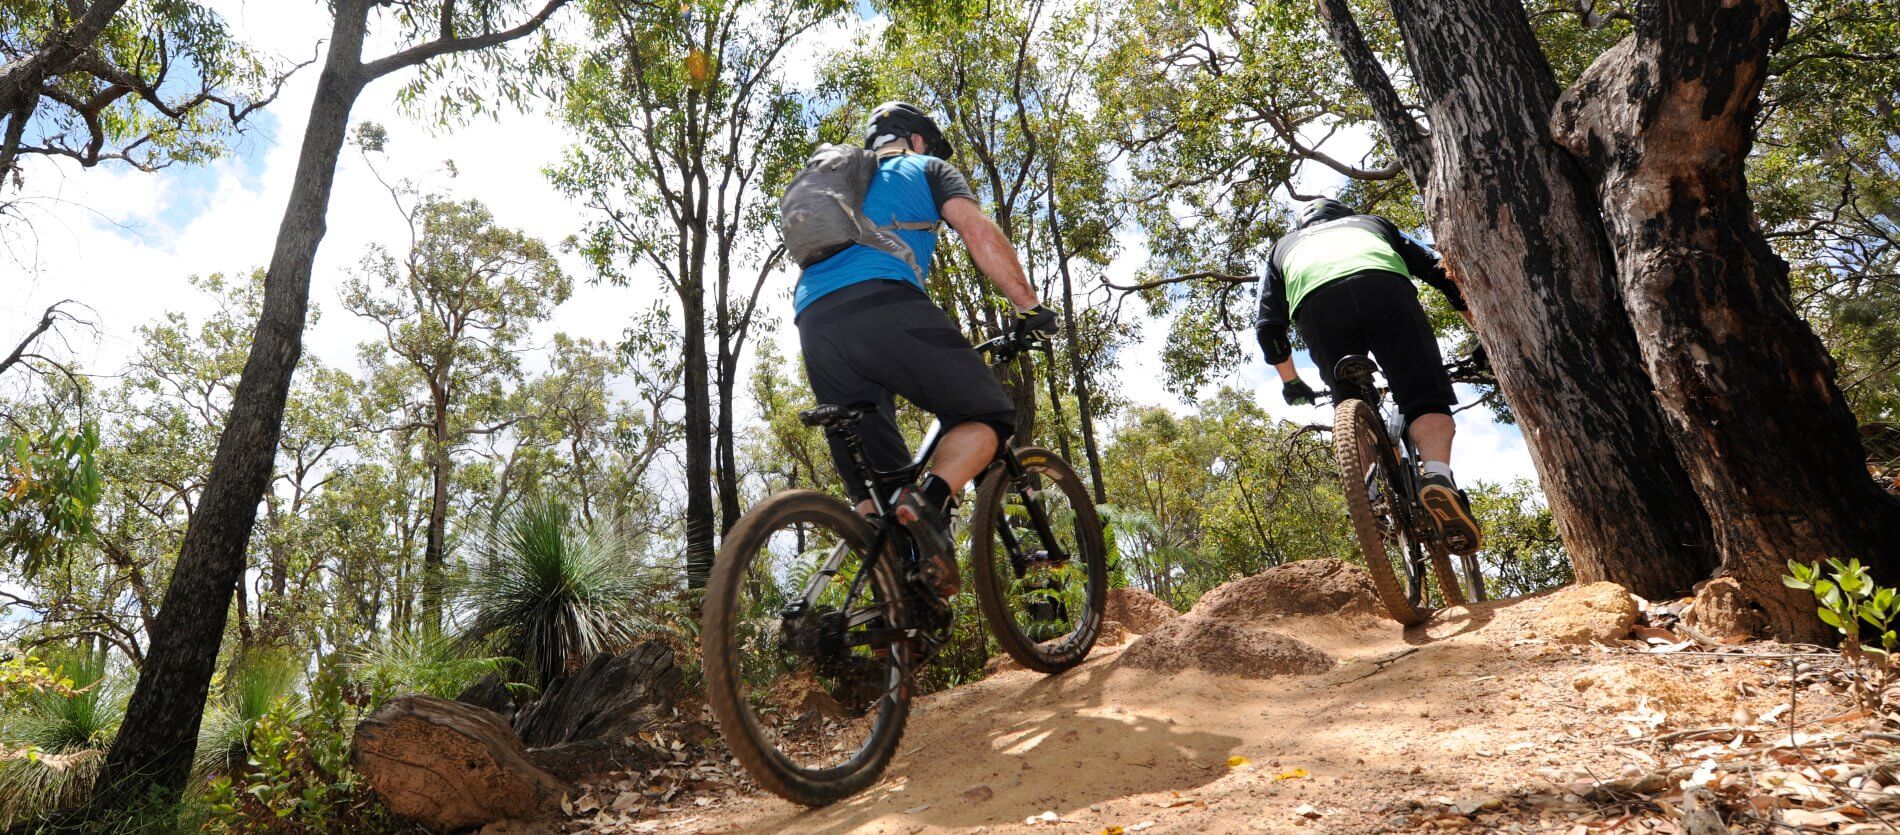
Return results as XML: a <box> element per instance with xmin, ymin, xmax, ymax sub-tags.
<box><xmin>1422</xmin><ymin>460</ymin><xmax>1455</xmax><ymax>483</ymax></box>
<box><xmin>918</xmin><ymin>473</ymin><xmax>956</xmax><ymax>512</ymax></box>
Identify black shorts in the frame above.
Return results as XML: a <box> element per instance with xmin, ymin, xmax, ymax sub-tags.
<box><xmin>1295</xmin><ymin>270</ymin><xmax>1456</xmax><ymax>425</ymax></box>
<box><xmin>797</xmin><ymin>280</ymin><xmax>1017</xmax><ymax>501</ymax></box>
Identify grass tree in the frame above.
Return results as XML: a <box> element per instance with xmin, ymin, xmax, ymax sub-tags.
<box><xmin>460</xmin><ymin>497</ymin><xmax>671</xmax><ymax>685</ymax></box>
<box><xmin>0</xmin><ymin>649</ymin><xmax>123</xmax><ymax>828</ymax></box>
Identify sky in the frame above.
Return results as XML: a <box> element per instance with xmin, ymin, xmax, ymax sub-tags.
<box><xmin>0</xmin><ymin>0</ymin><xmax>1540</xmax><ymax>491</ymax></box>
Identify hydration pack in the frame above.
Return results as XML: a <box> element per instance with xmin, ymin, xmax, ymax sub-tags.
<box><xmin>780</xmin><ymin>145</ymin><xmax>938</xmax><ymax>281</ymax></box>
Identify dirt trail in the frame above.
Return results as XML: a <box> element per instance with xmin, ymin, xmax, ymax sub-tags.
<box><xmin>613</xmin><ymin>565</ymin><xmax>1829</xmax><ymax>834</ymax></box>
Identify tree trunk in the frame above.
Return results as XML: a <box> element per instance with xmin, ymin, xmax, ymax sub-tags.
<box><xmin>1372</xmin><ymin>0</ymin><xmax>1717</xmax><ymax>597</ymax></box>
<box><xmin>716</xmin><ymin>353</ymin><xmax>741</xmax><ymax>537</ymax></box>
<box><xmin>680</xmin><ymin>286</ymin><xmax>716</xmax><ymax>588</ymax></box>
<box><xmin>422</xmin><ymin>390</ymin><xmax>452</xmax><ymax>633</ymax></box>
<box><xmin>92</xmin><ymin>0</ymin><xmax>372</xmax><ymax>811</ymax></box>
<box><xmin>1551</xmin><ymin>0</ymin><xmax>1900</xmax><ymax>641</ymax></box>
<box><xmin>1039</xmin><ymin>152</ymin><xmax>1108</xmax><ymax>503</ymax></box>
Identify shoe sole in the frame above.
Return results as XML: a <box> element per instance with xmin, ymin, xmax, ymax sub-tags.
<box><xmin>1419</xmin><ymin>484</ymin><xmax>1483</xmax><ymax>556</ymax></box>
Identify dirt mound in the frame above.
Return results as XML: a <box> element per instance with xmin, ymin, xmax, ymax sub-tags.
<box><xmin>1430</xmin><ymin>581</ymin><xmax>1638</xmax><ymax>644</ymax></box>
<box><xmin>1105</xmin><ymin>587</ymin><xmax>1178</xmax><ymax>633</ymax></box>
<box><xmin>1188</xmin><ymin>558</ymin><xmax>1381</xmax><ymax>622</ymax></box>
<box><xmin>1115</xmin><ymin>616</ymin><xmax>1335</xmax><ymax>679</ymax></box>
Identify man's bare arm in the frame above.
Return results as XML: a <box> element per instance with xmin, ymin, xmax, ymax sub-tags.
<box><xmin>941</xmin><ymin>196</ymin><xmax>1038</xmax><ymax>310</ymax></box>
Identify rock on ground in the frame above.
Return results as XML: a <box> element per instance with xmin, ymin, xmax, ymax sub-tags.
<box><xmin>1442</xmin><ymin>581</ymin><xmax>1639</xmax><ymax>644</ymax></box>
<box><xmin>352</xmin><ymin>696</ymin><xmax>570</xmax><ymax>832</ymax></box>
<box><xmin>1189</xmin><ymin>559</ymin><xmax>1382</xmax><ymax>622</ymax></box>
<box><xmin>1115</xmin><ymin>616</ymin><xmax>1335</xmax><ymax>678</ymax></box>
<box><xmin>1105</xmin><ymin>587</ymin><xmax>1179</xmax><ymax>633</ymax></box>
<box><xmin>1688</xmin><ymin>577</ymin><xmax>1764</xmax><ymax>643</ymax></box>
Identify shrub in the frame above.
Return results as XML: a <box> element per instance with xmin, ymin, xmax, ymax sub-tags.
<box><xmin>0</xmin><ymin>649</ymin><xmax>123</xmax><ymax>828</ymax></box>
<box><xmin>460</xmin><ymin>497</ymin><xmax>673</xmax><ymax>684</ymax></box>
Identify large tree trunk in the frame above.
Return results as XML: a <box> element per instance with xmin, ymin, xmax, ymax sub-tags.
<box><xmin>92</xmin><ymin>0</ymin><xmax>372</xmax><ymax>810</ymax></box>
<box><xmin>1372</xmin><ymin>0</ymin><xmax>1717</xmax><ymax>597</ymax></box>
<box><xmin>422</xmin><ymin>389</ymin><xmax>452</xmax><ymax>633</ymax></box>
<box><xmin>716</xmin><ymin>346</ymin><xmax>742</xmax><ymax>537</ymax></box>
<box><xmin>680</xmin><ymin>286</ymin><xmax>716</xmax><ymax>588</ymax></box>
<box><xmin>1551</xmin><ymin>0</ymin><xmax>1900</xmax><ymax>641</ymax></box>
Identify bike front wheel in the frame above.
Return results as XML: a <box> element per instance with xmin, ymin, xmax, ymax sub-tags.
<box><xmin>701</xmin><ymin>490</ymin><xmax>912</xmax><ymax>806</ymax></box>
<box><xmin>1334</xmin><ymin>399</ymin><xmax>1431</xmax><ymax>626</ymax></box>
<box><xmin>969</xmin><ymin>446</ymin><xmax>1108</xmax><ymax>674</ymax></box>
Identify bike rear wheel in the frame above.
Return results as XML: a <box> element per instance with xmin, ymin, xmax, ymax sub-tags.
<box><xmin>1334</xmin><ymin>400</ymin><xmax>1431</xmax><ymax>626</ymax></box>
<box><xmin>970</xmin><ymin>447</ymin><xmax>1107</xmax><ymax>674</ymax></box>
<box><xmin>701</xmin><ymin>490</ymin><xmax>912</xmax><ymax>806</ymax></box>
<box><xmin>1459</xmin><ymin>551</ymin><xmax>1488</xmax><ymax>603</ymax></box>
<box><xmin>1426</xmin><ymin>537</ymin><xmax>1466</xmax><ymax>608</ymax></box>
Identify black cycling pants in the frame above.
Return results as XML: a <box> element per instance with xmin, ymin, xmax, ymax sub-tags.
<box><xmin>797</xmin><ymin>280</ymin><xmax>1017</xmax><ymax>502</ymax></box>
<box><xmin>1295</xmin><ymin>270</ymin><xmax>1456</xmax><ymax>425</ymax></box>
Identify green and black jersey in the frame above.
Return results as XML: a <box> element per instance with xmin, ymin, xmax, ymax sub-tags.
<box><xmin>1254</xmin><ymin>214</ymin><xmax>1467</xmax><ymax>363</ymax></box>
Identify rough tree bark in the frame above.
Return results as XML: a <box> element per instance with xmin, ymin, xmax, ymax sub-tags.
<box><xmin>1335</xmin><ymin>0</ymin><xmax>1719</xmax><ymax>597</ymax></box>
<box><xmin>423</xmin><ymin>387</ymin><xmax>453</xmax><ymax>631</ymax></box>
<box><xmin>1552</xmin><ymin>0</ymin><xmax>1900</xmax><ymax>640</ymax></box>
<box><xmin>91</xmin><ymin>0</ymin><xmax>570</xmax><ymax>813</ymax></box>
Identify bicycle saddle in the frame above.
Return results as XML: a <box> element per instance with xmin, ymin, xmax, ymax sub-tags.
<box><xmin>799</xmin><ymin>401</ymin><xmax>877</xmax><ymax>428</ymax></box>
<box><xmin>1333</xmin><ymin>355</ymin><xmax>1380</xmax><ymax>388</ymax></box>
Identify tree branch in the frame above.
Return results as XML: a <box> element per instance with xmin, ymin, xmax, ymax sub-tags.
<box><xmin>1313</xmin><ymin>0</ymin><xmax>1434</xmax><ymax>184</ymax></box>
<box><xmin>1102</xmin><ymin>270</ymin><xmax>1256</xmax><ymax>293</ymax></box>
<box><xmin>359</xmin><ymin>0</ymin><xmax>571</xmax><ymax>82</ymax></box>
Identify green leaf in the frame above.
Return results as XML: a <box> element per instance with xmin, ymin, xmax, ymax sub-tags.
<box><xmin>1784</xmin><ymin>574</ymin><xmax>1812</xmax><ymax>590</ymax></box>
<box><xmin>1817</xmin><ymin>607</ymin><xmax>1845</xmax><ymax>629</ymax></box>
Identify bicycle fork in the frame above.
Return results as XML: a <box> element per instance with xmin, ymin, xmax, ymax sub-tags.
<box><xmin>991</xmin><ymin>451</ymin><xmax>1069</xmax><ymax>578</ymax></box>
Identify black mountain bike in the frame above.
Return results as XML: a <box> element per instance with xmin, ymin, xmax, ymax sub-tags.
<box><xmin>1326</xmin><ymin>354</ymin><xmax>1487</xmax><ymax>625</ymax></box>
<box><xmin>701</xmin><ymin>332</ymin><xmax>1107</xmax><ymax>806</ymax></box>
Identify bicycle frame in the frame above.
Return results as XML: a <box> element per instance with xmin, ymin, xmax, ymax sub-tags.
<box><xmin>782</xmin><ymin>335</ymin><xmax>1070</xmax><ymax>652</ymax></box>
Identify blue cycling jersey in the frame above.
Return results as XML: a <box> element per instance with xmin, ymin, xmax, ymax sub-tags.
<box><xmin>794</xmin><ymin>153</ymin><xmax>969</xmax><ymax>314</ymax></box>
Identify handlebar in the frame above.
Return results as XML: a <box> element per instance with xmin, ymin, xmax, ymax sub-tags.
<box><xmin>973</xmin><ymin>332</ymin><xmax>1050</xmax><ymax>366</ymax></box>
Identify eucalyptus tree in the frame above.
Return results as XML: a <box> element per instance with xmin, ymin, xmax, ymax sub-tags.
<box><xmin>95</xmin><ymin>0</ymin><xmax>574</xmax><ymax>812</ymax></box>
<box><xmin>343</xmin><ymin>190</ymin><xmax>568</xmax><ymax>634</ymax></box>
<box><xmin>0</xmin><ymin>0</ymin><xmax>289</xmax><ymax>187</ymax></box>
<box><xmin>1305</xmin><ymin>0</ymin><xmax>1898</xmax><ymax>639</ymax></box>
<box><xmin>552</xmin><ymin>0</ymin><xmax>846</xmax><ymax>587</ymax></box>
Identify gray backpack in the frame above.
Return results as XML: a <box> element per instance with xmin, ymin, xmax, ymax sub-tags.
<box><xmin>780</xmin><ymin>144</ymin><xmax>939</xmax><ymax>280</ymax></box>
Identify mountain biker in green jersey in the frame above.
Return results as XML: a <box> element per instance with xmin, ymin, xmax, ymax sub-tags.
<box><xmin>1255</xmin><ymin>197</ymin><xmax>1484</xmax><ymax>555</ymax></box>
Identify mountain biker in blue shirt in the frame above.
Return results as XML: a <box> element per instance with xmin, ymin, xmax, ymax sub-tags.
<box><xmin>1256</xmin><ymin>197</ymin><xmax>1484</xmax><ymax>555</ymax></box>
<box><xmin>792</xmin><ymin>102</ymin><xmax>1057</xmax><ymax>599</ymax></box>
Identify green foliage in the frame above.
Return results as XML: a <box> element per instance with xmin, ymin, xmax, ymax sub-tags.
<box><xmin>202</xmin><ymin>678</ymin><xmax>396</xmax><ymax>834</ymax></box>
<box><xmin>193</xmin><ymin>649</ymin><xmax>305</xmax><ymax>784</ymax></box>
<box><xmin>460</xmin><ymin>497</ymin><xmax>674</xmax><ymax>685</ymax></box>
<box><xmin>0</xmin><ymin>419</ymin><xmax>102</xmax><ymax>577</ymax></box>
<box><xmin>1101</xmin><ymin>389</ymin><xmax>1349</xmax><ymax>608</ymax></box>
<box><xmin>347</xmin><ymin>630</ymin><xmax>517</xmax><ymax>706</ymax></box>
<box><xmin>0</xmin><ymin>648</ymin><xmax>123</xmax><ymax>828</ymax></box>
<box><xmin>0</xmin><ymin>652</ymin><xmax>78</xmax><ymax>709</ymax></box>
<box><xmin>1785</xmin><ymin>558</ymin><xmax>1900</xmax><ymax>657</ymax></box>
<box><xmin>1786</xmin><ymin>558</ymin><xmax>1900</xmax><ymax>711</ymax></box>
<box><xmin>0</xmin><ymin>0</ymin><xmax>280</xmax><ymax>176</ymax></box>
<box><xmin>1467</xmin><ymin>480</ymin><xmax>1572</xmax><ymax>598</ymax></box>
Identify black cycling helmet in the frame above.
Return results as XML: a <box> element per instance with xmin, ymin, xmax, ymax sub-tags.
<box><xmin>1296</xmin><ymin>197</ymin><xmax>1353</xmax><ymax>229</ymax></box>
<box><xmin>863</xmin><ymin>101</ymin><xmax>954</xmax><ymax>159</ymax></box>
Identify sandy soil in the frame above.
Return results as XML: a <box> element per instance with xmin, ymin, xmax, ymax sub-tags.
<box><xmin>593</xmin><ymin>574</ymin><xmax>1832</xmax><ymax>835</ymax></box>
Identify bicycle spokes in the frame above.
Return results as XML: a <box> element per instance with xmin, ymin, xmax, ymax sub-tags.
<box><xmin>731</xmin><ymin>519</ymin><xmax>903</xmax><ymax>771</ymax></box>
